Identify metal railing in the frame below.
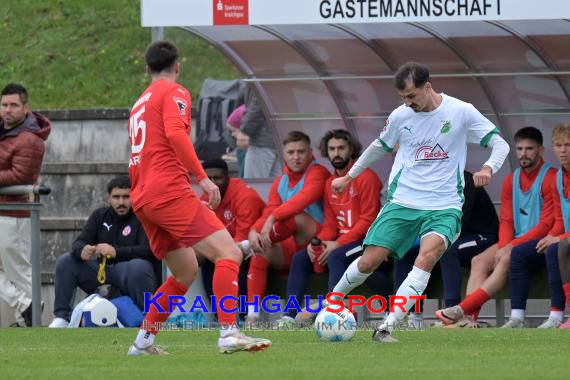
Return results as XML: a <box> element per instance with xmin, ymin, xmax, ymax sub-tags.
<box><xmin>0</xmin><ymin>185</ymin><xmax>50</xmax><ymax>327</ymax></box>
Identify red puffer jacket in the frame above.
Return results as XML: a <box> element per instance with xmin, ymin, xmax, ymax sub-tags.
<box><xmin>0</xmin><ymin>112</ymin><xmax>51</xmax><ymax>217</ymax></box>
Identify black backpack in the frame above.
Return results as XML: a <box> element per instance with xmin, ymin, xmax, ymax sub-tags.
<box><xmin>194</xmin><ymin>79</ymin><xmax>242</xmax><ymax>160</ymax></box>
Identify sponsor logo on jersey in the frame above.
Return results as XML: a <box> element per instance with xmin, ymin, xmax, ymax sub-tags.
<box><xmin>122</xmin><ymin>225</ymin><xmax>132</xmax><ymax>236</ymax></box>
<box><xmin>173</xmin><ymin>97</ymin><xmax>188</xmax><ymax>116</ymax></box>
<box><xmin>414</xmin><ymin>143</ymin><xmax>449</xmax><ymax>161</ymax></box>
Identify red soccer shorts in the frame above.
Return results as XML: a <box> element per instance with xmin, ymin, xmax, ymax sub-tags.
<box><xmin>135</xmin><ymin>193</ymin><xmax>225</xmax><ymax>260</ymax></box>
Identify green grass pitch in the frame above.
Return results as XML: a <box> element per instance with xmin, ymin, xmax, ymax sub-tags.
<box><xmin>0</xmin><ymin>328</ymin><xmax>567</xmax><ymax>379</ymax></box>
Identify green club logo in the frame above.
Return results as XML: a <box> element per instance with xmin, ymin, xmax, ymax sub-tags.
<box><xmin>440</xmin><ymin>120</ymin><xmax>451</xmax><ymax>134</ymax></box>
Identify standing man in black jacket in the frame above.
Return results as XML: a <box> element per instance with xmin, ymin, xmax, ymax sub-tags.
<box><xmin>49</xmin><ymin>176</ymin><xmax>158</xmax><ymax>328</ymax></box>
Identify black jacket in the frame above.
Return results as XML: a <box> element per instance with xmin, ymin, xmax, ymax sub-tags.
<box><xmin>462</xmin><ymin>171</ymin><xmax>499</xmax><ymax>235</ymax></box>
<box><xmin>71</xmin><ymin>207</ymin><xmax>155</xmax><ymax>264</ymax></box>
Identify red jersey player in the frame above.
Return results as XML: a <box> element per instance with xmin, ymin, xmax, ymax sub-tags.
<box><xmin>199</xmin><ymin>158</ymin><xmax>266</xmax><ymax>302</ymax></box>
<box><xmin>126</xmin><ymin>41</ymin><xmax>271</xmax><ymax>355</ymax></box>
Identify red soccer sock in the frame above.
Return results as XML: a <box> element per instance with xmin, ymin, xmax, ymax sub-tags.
<box><xmin>247</xmin><ymin>255</ymin><xmax>271</xmax><ymax>308</ymax></box>
<box><xmin>269</xmin><ymin>218</ymin><xmax>297</xmax><ymax>243</ymax></box>
<box><xmin>459</xmin><ymin>288</ymin><xmax>490</xmax><ymax>315</ymax></box>
<box><xmin>563</xmin><ymin>283</ymin><xmax>570</xmax><ymax>309</ymax></box>
<box><xmin>214</xmin><ymin>259</ymin><xmax>240</xmax><ymax>325</ymax></box>
<box><xmin>142</xmin><ymin>276</ymin><xmax>188</xmax><ymax>335</ymax></box>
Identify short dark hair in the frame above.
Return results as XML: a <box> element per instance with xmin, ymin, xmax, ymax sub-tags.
<box><xmin>319</xmin><ymin>129</ymin><xmax>362</xmax><ymax>159</ymax></box>
<box><xmin>202</xmin><ymin>158</ymin><xmax>229</xmax><ymax>173</ymax></box>
<box><xmin>283</xmin><ymin>130</ymin><xmax>310</xmax><ymax>146</ymax></box>
<box><xmin>394</xmin><ymin>62</ymin><xmax>430</xmax><ymax>90</ymax></box>
<box><xmin>514</xmin><ymin>126</ymin><xmax>543</xmax><ymax>146</ymax></box>
<box><xmin>1</xmin><ymin>83</ymin><xmax>29</xmax><ymax>104</ymax></box>
<box><xmin>107</xmin><ymin>176</ymin><xmax>131</xmax><ymax>194</ymax></box>
<box><xmin>145</xmin><ymin>41</ymin><xmax>179</xmax><ymax>74</ymax></box>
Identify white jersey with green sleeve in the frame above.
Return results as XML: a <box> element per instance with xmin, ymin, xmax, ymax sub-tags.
<box><xmin>380</xmin><ymin>93</ymin><xmax>499</xmax><ymax>211</ymax></box>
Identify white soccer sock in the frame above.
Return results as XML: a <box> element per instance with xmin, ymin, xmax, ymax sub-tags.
<box><xmin>134</xmin><ymin>329</ymin><xmax>155</xmax><ymax>349</ymax></box>
<box><xmin>332</xmin><ymin>257</ymin><xmax>371</xmax><ymax>300</ymax></box>
<box><xmin>511</xmin><ymin>309</ymin><xmax>525</xmax><ymax>320</ymax></box>
<box><xmin>383</xmin><ymin>266</ymin><xmax>430</xmax><ymax>331</ymax></box>
<box><xmin>219</xmin><ymin>325</ymin><xmax>239</xmax><ymax>338</ymax></box>
<box><xmin>409</xmin><ymin>311</ymin><xmax>424</xmax><ymax>324</ymax></box>
<box><xmin>549</xmin><ymin>310</ymin><xmax>563</xmax><ymax>321</ymax></box>
<box><xmin>247</xmin><ymin>305</ymin><xmax>259</xmax><ymax>319</ymax></box>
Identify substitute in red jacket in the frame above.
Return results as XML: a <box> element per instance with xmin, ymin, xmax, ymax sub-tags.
<box><xmin>245</xmin><ymin>131</ymin><xmax>330</xmax><ymax>324</ymax></box>
<box><xmin>199</xmin><ymin>158</ymin><xmax>266</xmax><ymax>306</ymax></box>
<box><xmin>201</xmin><ymin>159</ymin><xmax>266</xmax><ymax>242</ymax></box>
<box><xmin>0</xmin><ymin>83</ymin><xmax>51</xmax><ymax>326</ymax></box>
<box><xmin>280</xmin><ymin>129</ymin><xmax>385</xmax><ymax>322</ymax></box>
<box><xmin>436</xmin><ymin>126</ymin><xmax>557</xmax><ymax>327</ymax></box>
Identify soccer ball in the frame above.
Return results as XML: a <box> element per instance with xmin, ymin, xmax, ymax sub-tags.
<box><xmin>314</xmin><ymin>308</ymin><xmax>356</xmax><ymax>342</ymax></box>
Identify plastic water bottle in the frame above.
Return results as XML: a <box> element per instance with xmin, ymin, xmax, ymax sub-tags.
<box><xmin>310</xmin><ymin>237</ymin><xmax>326</xmax><ymax>273</ymax></box>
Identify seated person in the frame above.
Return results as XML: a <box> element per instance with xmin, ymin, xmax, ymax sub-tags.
<box><xmin>505</xmin><ymin>125</ymin><xmax>569</xmax><ymax>328</ymax></box>
<box><xmin>199</xmin><ymin>159</ymin><xmax>265</xmax><ymax>314</ymax></box>
<box><xmin>245</xmin><ymin>131</ymin><xmax>330</xmax><ymax>324</ymax></box>
<box><xmin>282</xmin><ymin>129</ymin><xmax>388</xmax><ymax>322</ymax></box>
<box><xmin>436</xmin><ymin>127</ymin><xmax>557</xmax><ymax>327</ymax></box>
<box><xmin>49</xmin><ymin>176</ymin><xmax>158</xmax><ymax>328</ymax></box>
<box><xmin>226</xmin><ymin>104</ymin><xmax>248</xmax><ymax>178</ymax></box>
<box><xmin>395</xmin><ymin>170</ymin><xmax>499</xmax><ymax>324</ymax></box>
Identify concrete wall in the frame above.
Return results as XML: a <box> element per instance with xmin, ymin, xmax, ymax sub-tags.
<box><xmin>0</xmin><ymin>108</ymin><xmax>267</xmax><ymax>326</ymax></box>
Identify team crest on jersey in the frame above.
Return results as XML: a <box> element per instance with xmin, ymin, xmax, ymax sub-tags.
<box><xmin>173</xmin><ymin>97</ymin><xmax>188</xmax><ymax>116</ymax></box>
<box><xmin>440</xmin><ymin>120</ymin><xmax>452</xmax><ymax>134</ymax></box>
<box><xmin>224</xmin><ymin>209</ymin><xmax>233</xmax><ymax>221</ymax></box>
<box><xmin>414</xmin><ymin>143</ymin><xmax>449</xmax><ymax>162</ymax></box>
<box><xmin>122</xmin><ymin>225</ymin><xmax>132</xmax><ymax>236</ymax></box>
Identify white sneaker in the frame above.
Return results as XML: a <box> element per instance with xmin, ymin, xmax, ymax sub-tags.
<box><xmin>127</xmin><ymin>344</ymin><xmax>169</xmax><ymax>356</ymax></box>
<box><xmin>218</xmin><ymin>333</ymin><xmax>272</xmax><ymax>354</ymax></box>
<box><xmin>372</xmin><ymin>323</ymin><xmax>399</xmax><ymax>343</ymax></box>
<box><xmin>48</xmin><ymin>317</ymin><xmax>69</xmax><ymax>328</ymax></box>
<box><xmin>537</xmin><ymin>317</ymin><xmax>562</xmax><ymax>329</ymax></box>
<box><xmin>500</xmin><ymin>318</ymin><xmax>525</xmax><ymax>328</ymax></box>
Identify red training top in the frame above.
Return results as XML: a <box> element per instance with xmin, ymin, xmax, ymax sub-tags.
<box><xmin>201</xmin><ymin>178</ymin><xmax>265</xmax><ymax>241</ymax></box>
<box><xmin>548</xmin><ymin>166</ymin><xmax>570</xmax><ymax>239</ymax></box>
<box><xmin>318</xmin><ymin>162</ymin><xmax>382</xmax><ymax>246</ymax></box>
<box><xmin>252</xmin><ymin>159</ymin><xmax>329</xmax><ymax>231</ymax></box>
